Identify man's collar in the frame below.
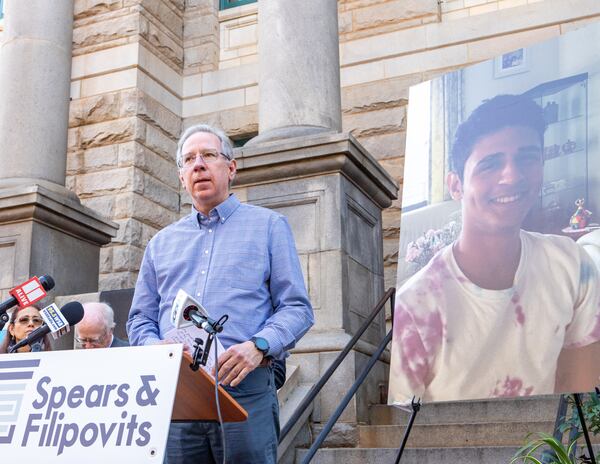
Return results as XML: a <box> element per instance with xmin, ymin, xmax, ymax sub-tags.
<box><xmin>191</xmin><ymin>194</ymin><xmax>240</xmax><ymax>224</ymax></box>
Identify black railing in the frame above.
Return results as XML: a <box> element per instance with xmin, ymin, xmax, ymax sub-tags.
<box><xmin>279</xmin><ymin>288</ymin><xmax>396</xmax><ymax>461</ymax></box>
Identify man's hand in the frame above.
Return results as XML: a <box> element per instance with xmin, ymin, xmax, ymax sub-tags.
<box><xmin>214</xmin><ymin>341</ymin><xmax>263</xmax><ymax>387</ymax></box>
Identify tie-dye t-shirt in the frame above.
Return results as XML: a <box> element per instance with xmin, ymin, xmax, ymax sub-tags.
<box><xmin>388</xmin><ymin>230</ymin><xmax>600</xmax><ymax>404</ymax></box>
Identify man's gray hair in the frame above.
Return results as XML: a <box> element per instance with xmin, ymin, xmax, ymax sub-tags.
<box><xmin>93</xmin><ymin>302</ymin><xmax>116</xmax><ymax>330</ymax></box>
<box><xmin>176</xmin><ymin>124</ymin><xmax>235</xmax><ymax>168</ymax></box>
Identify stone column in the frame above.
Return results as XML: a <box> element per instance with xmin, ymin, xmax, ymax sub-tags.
<box><xmin>0</xmin><ymin>0</ymin><xmax>118</xmax><ymax>298</ymax></box>
<box><xmin>0</xmin><ymin>0</ymin><xmax>74</xmax><ymax>197</ymax></box>
<box><xmin>234</xmin><ymin>133</ymin><xmax>398</xmax><ymax>453</ymax></box>
<box><xmin>249</xmin><ymin>0</ymin><xmax>342</xmax><ymax>144</ymax></box>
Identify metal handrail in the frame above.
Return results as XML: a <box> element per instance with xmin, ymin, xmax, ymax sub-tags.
<box><xmin>279</xmin><ymin>287</ymin><xmax>396</xmax><ymax>444</ymax></box>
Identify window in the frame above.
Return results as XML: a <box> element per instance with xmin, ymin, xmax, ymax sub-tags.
<box><xmin>0</xmin><ymin>0</ymin><xmax>4</xmax><ymax>20</ymax></box>
<box><xmin>220</xmin><ymin>0</ymin><xmax>256</xmax><ymax>10</ymax></box>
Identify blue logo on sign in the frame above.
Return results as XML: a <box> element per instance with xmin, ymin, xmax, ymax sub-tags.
<box><xmin>0</xmin><ymin>359</ymin><xmax>40</xmax><ymax>445</ymax></box>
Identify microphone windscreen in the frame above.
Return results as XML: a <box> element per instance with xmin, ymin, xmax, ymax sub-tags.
<box><xmin>182</xmin><ymin>305</ymin><xmax>195</xmax><ymax>321</ymax></box>
<box><xmin>60</xmin><ymin>301</ymin><xmax>85</xmax><ymax>326</ymax></box>
<box><xmin>39</xmin><ymin>275</ymin><xmax>55</xmax><ymax>292</ymax></box>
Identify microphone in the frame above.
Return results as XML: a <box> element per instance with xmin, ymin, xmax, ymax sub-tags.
<box><xmin>0</xmin><ymin>275</ymin><xmax>55</xmax><ymax>315</ymax></box>
<box><xmin>183</xmin><ymin>306</ymin><xmax>224</xmax><ymax>334</ymax></box>
<box><xmin>9</xmin><ymin>301</ymin><xmax>84</xmax><ymax>353</ymax></box>
<box><xmin>170</xmin><ymin>289</ymin><xmax>224</xmax><ymax>334</ymax></box>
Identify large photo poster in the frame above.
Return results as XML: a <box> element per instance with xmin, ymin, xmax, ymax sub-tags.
<box><xmin>389</xmin><ymin>21</ymin><xmax>600</xmax><ymax>405</ymax></box>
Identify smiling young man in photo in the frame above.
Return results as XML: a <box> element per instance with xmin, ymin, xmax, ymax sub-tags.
<box><xmin>389</xmin><ymin>94</ymin><xmax>600</xmax><ymax>404</ymax></box>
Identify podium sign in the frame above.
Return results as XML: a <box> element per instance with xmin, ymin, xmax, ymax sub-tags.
<box><xmin>0</xmin><ymin>344</ymin><xmax>183</xmax><ymax>462</ymax></box>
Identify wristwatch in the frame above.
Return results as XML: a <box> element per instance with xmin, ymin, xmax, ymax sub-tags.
<box><xmin>251</xmin><ymin>336</ymin><xmax>269</xmax><ymax>357</ymax></box>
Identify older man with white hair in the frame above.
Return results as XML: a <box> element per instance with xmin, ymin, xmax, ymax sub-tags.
<box><xmin>76</xmin><ymin>302</ymin><xmax>129</xmax><ymax>349</ymax></box>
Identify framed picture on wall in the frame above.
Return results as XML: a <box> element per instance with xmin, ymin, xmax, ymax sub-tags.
<box><xmin>494</xmin><ymin>48</ymin><xmax>529</xmax><ymax>78</ymax></box>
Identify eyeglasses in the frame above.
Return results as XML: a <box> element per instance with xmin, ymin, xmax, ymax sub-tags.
<box><xmin>16</xmin><ymin>316</ymin><xmax>44</xmax><ymax>326</ymax></box>
<box><xmin>74</xmin><ymin>334</ymin><xmax>107</xmax><ymax>346</ymax></box>
<box><xmin>181</xmin><ymin>150</ymin><xmax>229</xmax><ymax>168</ymax></box>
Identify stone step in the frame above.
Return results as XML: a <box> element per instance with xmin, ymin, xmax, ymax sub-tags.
<box><xmin>278</xmin><ymin>363</ymin><xmax>300</xmax><ymax>408</ymax></box>
<box><xmin>279</xmin><ymin>383</ymin><xmax>315</xmax><ymax>464</ymax></box>
<box><xmin>358</xmin><ymin>421</ymin><xmax>555</xmax><ymax>448</ymax></box>
<box><xmin>296</xmin><ymin>442</ymin><xmax>600</xmax><ymax>464</ymax></box>
<box><xmin>295</xmin><ymin>446</ymin><xmax>523</xmax><ymax>464</ymax></box>
<box><xmin>280</xmin><ymin>383</ymin><xmax>314</xmax><ymax>431</ymax></box>
<box><xmin>370</xmin><ymin>395</ymin><xmax>561</xmax><ymax>425</ymax></box>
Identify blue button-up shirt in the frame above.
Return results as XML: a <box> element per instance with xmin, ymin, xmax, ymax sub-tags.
<box><xmin>127</xmin><ymin>194</ymin><xmax>313</xmax><ymax>358</ymax></box>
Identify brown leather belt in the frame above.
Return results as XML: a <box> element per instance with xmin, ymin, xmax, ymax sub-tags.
<box><xmin>259</xmin><ymin>357</ymin><xmax>273</xmax><ymax>367</ymax></box>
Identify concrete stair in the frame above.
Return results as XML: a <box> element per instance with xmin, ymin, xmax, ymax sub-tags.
<box><xmin>278</xmin><ymin>364</ymin><xmax>316</xmax><ymax>463</ymax></box>
<box><xmin>294</xmin><ymin>395</ymin><xmax>597</xmax><ymax>464</ymax></box>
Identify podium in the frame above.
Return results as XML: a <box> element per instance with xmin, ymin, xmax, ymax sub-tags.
<box><xmin>171</xmin><ymin>351</ymin><xmax>248</xmax><ymax>422</ymax></box>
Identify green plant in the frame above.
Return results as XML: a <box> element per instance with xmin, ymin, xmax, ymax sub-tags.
<box><xmin>510</xmin><ymin>433</ymin><xmax>578</xmax><ymax>464</ymax></box>
<box><xmin>559</xmin><ymin>391</ymin><xmax>600</xmax><ymax>437</ymax></box>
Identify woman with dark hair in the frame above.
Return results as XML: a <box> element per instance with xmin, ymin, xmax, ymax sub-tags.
<box><xmin>0</xmin><ymin>305</ymin><xmax>52</xmax><ymax>353</ymax></box>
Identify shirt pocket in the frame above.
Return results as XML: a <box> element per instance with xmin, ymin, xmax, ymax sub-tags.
<box><xmin>221</xmin><ymin>252</ymin><xmax>267</xmax><ymax>291</ymax></box>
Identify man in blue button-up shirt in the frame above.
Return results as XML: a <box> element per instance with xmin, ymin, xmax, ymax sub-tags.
<box><xmin>127</xmin><ymin>124</ymin><xmax>314</xmax><ymax>463</ymax></box>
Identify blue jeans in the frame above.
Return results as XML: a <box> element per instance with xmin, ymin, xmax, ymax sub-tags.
<box><xmin>166</xmin><ymin>366</ymin><xmax>279</xmax><ymax>464</ymax></box>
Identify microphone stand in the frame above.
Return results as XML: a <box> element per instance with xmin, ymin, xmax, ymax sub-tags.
<box><xmin>189</xmin><ymin>314</ymin><xmax>228</xmax><ymax>371</ymax></box>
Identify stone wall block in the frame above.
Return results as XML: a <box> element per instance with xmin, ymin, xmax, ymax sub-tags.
<box><xmin>112</xmin><ymin>244</ymin><xmax>144</xmax><ymax>271</ymax></box>
<box><xmin>133</xmin><ymin>91</ymin><xmax>182</xmax><ymax>137</ymax></box>
<box><xmin>183</xmin><ymin>44</ymin><xmax>219</xmax><ymax>73</ymax></box>
<box><xmin>70</xmin><ymin>93</ymin><xmax>121</xmax><ymax>128</ymax></box>
<box><xmin>383</xmin><ymin>236</ymin><xmax>400</xmax><ymax>290</ymax></box>
<box><xmin>112</xmin><ymin>218</ymin><xmax>143</xmax><ymax>246</ymax></box>
<box><xmin>184</xmin><ymin>0</ymin><xmax>213</xmax><ymax>10</ymax></box>
<box><xmin>130</xmin><ymin>166</ymin><xmax>180</xmax><ymax>211</ymax></box>
<box><xmin>65</xmin><ymin>175</ymin><xmax>77</xmax><ymax>193</ymax></box>
<box><xmin>140</xmin><ymin>0</ymin><xmax>184</xmax><ymax>38</ymax></box>
<box><xmin>119</xmin><ymin>142</ymin><xmax>180</xmax><ymax>190</ymax></box>
<box><xmin>119</xmin><ymin>89</ymin><xmax>140</xmax><ymax>119</ymax></box>
<box><xmin>82</xmin><ymin>145</ymin><xmax>120</xmax><ymax>171</ymax></box>
<box><xmin>138</xmin><ymin>30</ymin><xmax>184</xmax><ymax>72</ymax></box>
<box><xmin>66</xmin><ymin>151</ymin><xmax>84</xmax><ymax>175</ymax></box>
<box><xmin>81</xmin><ymin>195</ymin><xmax>117</xmax><ymax>219</ymax></box>
<box><xmin>68</xmin><ymin>128</ymin><xmax>81</xmax><ymax>152</ymax></box>
<box><xmin>338</xmin><ymin>10</ymin><xmax>354</xmax><ymax>34</ymax></box>
<box><xmin>352</xmin><ymin>0</ymin><xmax>440</xmax><ymax>32</ymax></box>
<box><xmin>358</xmin><ymin>131</ymin><xmax>407</xmax><ymax>161</ymax></box>
<box><xmin>76</xmin><ymin>167</ymin><xmax>134</xmax><ymax>197</ymax></box>
<box><xmin>382</xmin><ymin>207</ymin><xmax>402</xmax><ymax>239</ymax></box>
<box><xmin>115</xmin><ymin>192</ymin><xmax>178</xmax><ymax>228</ymax></box>
<box><xmin>342</xmin><ymin>76</ymin><xmax>416</xmax><ymax>113</ymax></box>
<box><xmin>115</xmin><ymin>192</ymin><xmax>136</xmax><ymax>219</ymax></box>
<box><xmin>74</xmin><ymin>0</ymin><xmax>124</xmax><ymax>21</ymax></box>
<box><xmin>73</xmin><ymin>13</ymin><xmax>139</xmax><ymax>50</ymax></box>
<box><xmin>99</xmin><ymin>271</ymin><xmax>138</xmax><ymax>291</ymax></box>
<box><xmin>131</xmin><ymin>194</ymin><xmax>179</xmax><ymax>228</ymax></box>
<box><xmin>99</xmin><ymin>247</ymin><xmax>113</xmax><ymax>273</ymax></box>
<box><xmin>338</xmin><ymin>0</ymin><xmax>382</xmax><ymax>11</ymax></box>
<box><xmin>179</xmin><ymin>189</ymin><xmax>192</xmax><ymax>213</ymax></box>
<box><xmin>186</xmin><ymin>105</ymin><xmax>258</xmax><ymax>139</ymax></box>
<box><xmin>172</xmin><ymin>0</ymin><xmax>185</xmax><ymax>11</ymax></box>
<box><xmin>141</xmin><ymin>173</ymin><xmax>180</xmax><ymax>212</ymax></box>
<box><xmin>132</xmin><ymin>166</ymin><xmax>145</xmax><ymax>194</ymax></box>
<box><xmin>373</xmin><ymin>156</ymin><xmax>404</xmax><ymax>184</ymax></box>
<box><xmin>140</xmin><ymin>222</ymin><xmax>160</xmax><ymax>248</ymax></box>
<box><xmin>117</xmin><ymin>141</ymin><xmax>137</xmax><ymax>166</ymax></box>
<box><xmin>143</xmin><ymin>123</ymin><xmax>177</xmax><ymax>161</ymax></box>
<box><xmin>343</xmin><ymin>106</ymin><xmax>406</xmax><ymax>138</ymax></box>
<box><xmin>79</xmin><ymin>118</ymin><xmax>140</xmax><ymax>150</ymax></box>
<box><xmin>184</xmin><ymin>14</ymin><xmax>218</xmax><ymax>40</ymax></box>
